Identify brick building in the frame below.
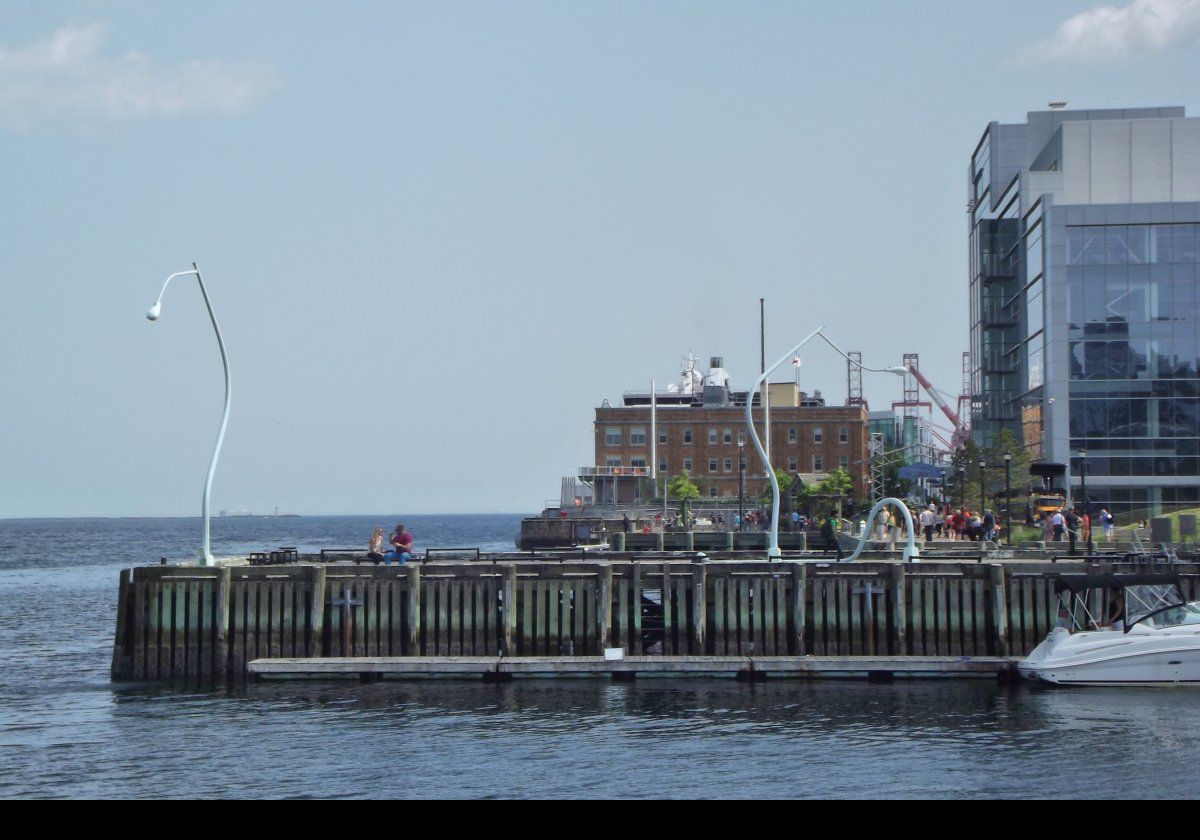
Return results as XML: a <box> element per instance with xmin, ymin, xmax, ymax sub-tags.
<box><xmin>583</xmin><ymin>356</ymin><xmax>869</xmax><ymax>507</ymax></box>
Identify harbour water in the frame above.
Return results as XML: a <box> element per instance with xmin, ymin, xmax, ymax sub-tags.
<box><xmin>2</xmin><ymin>514</ymin><xmax>1200</xmax><ymax>799</ymax></box>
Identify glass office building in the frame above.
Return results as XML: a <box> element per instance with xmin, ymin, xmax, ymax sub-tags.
<box><xmin>969</xmin><ymin>107</ymin><xmax>1200</xmax><ymax>518</ymax></box>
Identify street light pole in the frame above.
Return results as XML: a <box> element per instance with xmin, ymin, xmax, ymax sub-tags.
<box><xmin>1004</xmin><ymin>452</ymin><xmax>1012</xmax><ymax>546</ymax></box>
<box><xmin>958</xmin><ymin>466</ymin><xmax>965</xmax><ymax>510</ymax></box>
<box><xmin>745</xmin><ymin>328</ymin><xmax>907</xmax><ymax>560</ymax></box>
<box><xmin>1080</xmin><ymin>450</ymin><xmax>1092</xmax><ymax>555</ymax></box>
<box><xmin>146</xmin><ymin>262</ymin><xmax>230</xmax><ymax>567</ymax></box>
<box><xmin>745</xmin><ymin>325</ymin><xmax>825</xmax><ymax>559</ymax></box>
<box><xmin>978</xmin><ymin>460</ymin><xmax>986</xmax><ymax>516</ymax></box>
<box><xmin>738</xmin><ymin>439</ymin><xmax>745</xmax><ymax>532</ymax></box>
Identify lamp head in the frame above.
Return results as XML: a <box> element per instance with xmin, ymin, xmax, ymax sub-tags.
<box><xmin>884</xmin><ymin>366</ymin><xmax>909</xmax><ymax>377</ymax></box>
<box><xmin>146</xmin><ymin>301</ymin><xmax>162</xmax><ymax>321</ymax></box>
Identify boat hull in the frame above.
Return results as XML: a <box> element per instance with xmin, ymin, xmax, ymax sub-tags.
<box><xmin>1019</xmin><ymin>627</ymin><xmax>1200</xmax><ymax>685</ymax></box>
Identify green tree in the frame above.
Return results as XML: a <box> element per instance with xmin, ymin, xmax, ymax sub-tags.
<box><xmin>983</xmin><ymin>429</ymin><xmax>1031</xmax><ymax>521</ymax></box>
<box><xmin>667</xmin><ymin>472</ymin><xmax>701</xmax><ymax>523</ymax></box>
<box><xmin>949</xmin><ymin>440</ymin><xmax>984</xmax><ymax>511</ymax></box>
<box><xmin>758</xmin><ymin>468</ymin><xmax>794</xmax><ymax>506</ymax></box>
<box><xmin>803</xmin><ymin>468</ymin><xmax>855</xmax><ymax>516</ymax></box>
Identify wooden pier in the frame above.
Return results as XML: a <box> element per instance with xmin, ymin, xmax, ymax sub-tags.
<box><xmin>110</xmin><ymin>558</ymin><xmax>1200</xmax><ymax>682</ymax></box>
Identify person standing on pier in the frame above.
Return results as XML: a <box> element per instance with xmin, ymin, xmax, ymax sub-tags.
<box><xmin>822</xmin><ymin>511</ymin><xmax>843</xmax><ymax>560</ymax></box>
<box><xmin>1100</xmin><ymin>509</ymin><xmax>1115</xmax><ymax>541</ymax></box>
<box><xmin>1064</xmin><ymin>508</ymin><xmax>1079</xmax><ymax>554</ymax></box>
<box><xmin>1050</xmin><ymin>509</ymin><xmax>1065</xmax><ymax>543</ymax></box>
<box><xmin>920</xmin><ymin>505</ymin><xmax>935</xmax><ymax>543</ymax></box>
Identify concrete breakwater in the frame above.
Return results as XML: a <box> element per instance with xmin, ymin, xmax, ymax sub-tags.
<box><xmin>110</xmin><ymin>559</ymin><xmax>1200</xmax><ymax>682</ymax></box>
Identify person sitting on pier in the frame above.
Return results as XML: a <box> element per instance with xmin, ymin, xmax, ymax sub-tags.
<box><xmin>387</xmin><ymin>523</ymin><xmax>413</xmax><ymax>565</ymax></box>
<box><xmin>368</xmin><ymin>526</ymin><xmax>386</xmax><ymax>563</ymax></box>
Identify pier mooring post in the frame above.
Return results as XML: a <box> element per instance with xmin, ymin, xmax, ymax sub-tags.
<box><xmin>597</xmin><ymin>564</ymin><xmax>613</xmax><ymax>650</ymax></box>
<box><xmin>407</xmin><ymin>565</ymin><xmax>422</xmax><ymax>656</ymax></box>
<box><xmin>890</xmin><ymin>564</ymin><xmax>907</xmax><ymax>655</ymax></box>
<box><xmin>502</xmin><ymin>564</ymin><xmax>517</xmax><ymax>656</ymax></box>
<box><xmin>309</xmin><ymin>566</ymin><xmax>326</xmax><ymax>657</ymax></box>
<box><xmin>111</xmin><ymin>569</ymin><xmax>131</xmax><ymax>681</ymax></box>
<box><xmin>791</xmin><ymin>564</ymin><xmax>807</xmax><ymax>655</ymax></box>
<box><xmin>692</xmin><ymin>563</ymin><xmax>707</xmax><ymax>654</ymax></box>
<box><xmin>215</xmin><ymin>566</ymin><xmax>232</xmax><ymax>675</ymax></box>
<box><xmin>989</xmin><ymin>564</ymin><xmax>1009</xmax><ymax>657</ymax></box>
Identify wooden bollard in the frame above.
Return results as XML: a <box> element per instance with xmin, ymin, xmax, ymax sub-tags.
<box><xmin>890</xmin><ymin>564</ymin><xmax>907</xmax><ymax>656</ymax></box>
<box><xmin>692</xmin><ymin>563</ymin><xmax>707</xmax><ymax>654</ymax></box>
<box><xmin>613</xmin><ymin>532</ymin><xmax>626</xmax><ymax>552</ymax></box>
<box><xmin>654</xmin><ymin>532</ymin><xmax>664</xmax><ymax>551</ymax></box>
<box><xmin>309</xmin><ymin>565</ymin><xmax>326</xmax><ymax>657</ymax></box>
<box><xmin>685</xmin><ymin>531</ymin><xmax>694</xmax><ymax>552</ymax></box>
<box><xmin>597</xmin><ymin>564</ymin><xmax>613</xmax><ymax>650</ymax></box>
<box><xmin>725</xmin><ymin>531</ymin><xmax>734</xmax><ymax>550</ymax></box>
<box><xmin>989</xmin><ymin>564</ymin><xmax>1009</xmax><ymax>657</ymax></box>
<box><xmin>791</xmin><ymin>564</ymin><xmax>807</xmax><ymax>655</ymax></box>
<box><xmin>214</xmin><ymin>566</ymin><xmax>232</xmax><ymax>676</ymax></box>
<box><xmin>407</xmin><ymin>564</ymin><xmax>422</xmax><ymax>655</ymax></box>
<box><xmin>502</xmin><ymin>564</ymin><xmax>517</xmax><ymax>656</ymax></box>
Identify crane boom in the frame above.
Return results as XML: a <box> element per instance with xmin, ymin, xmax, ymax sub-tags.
<box><xmin>906</xmin><ymin>364</ymin><xmax>968</xmax><ymax>445</ymax></box>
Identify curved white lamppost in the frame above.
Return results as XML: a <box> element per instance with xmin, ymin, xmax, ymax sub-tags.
<box><xmin>842</xmin><ymin>498</ymin><xmax>920</xmax><ymax>564</ymax></box>
<box><xmin>744</xmin><ymin>327</ymin><xmax>907</xmax><ymax>561</ymax></box>
<box><xmin>146</xmin><ymin>262</ymin><xmax>230</xmax><ymax>567</ymax></box>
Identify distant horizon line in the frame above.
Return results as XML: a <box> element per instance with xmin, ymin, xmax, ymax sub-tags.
<box><xmin>0</xmin><ymin>511</ymin><xmax>534</xmax><ymax>521</ymax></box>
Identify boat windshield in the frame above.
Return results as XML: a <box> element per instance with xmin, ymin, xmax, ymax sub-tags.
<box><xmin>1125</xmin><ymin>584</ymin><xmax>1188</xmax><ymax>629</ymax></box>
<box><xmin>1139</xmin><ymin>601</ymin><xmax>1200</xmax><ymax>630</ymax></box>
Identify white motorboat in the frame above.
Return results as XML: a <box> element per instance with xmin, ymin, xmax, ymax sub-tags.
<box><xmin>1018</xmin><ymin>572</ymin><xmax>1200</xmax><ymax>685</ymax></box>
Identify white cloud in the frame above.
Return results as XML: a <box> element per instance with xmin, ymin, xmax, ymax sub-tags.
<box><xmin>1020</xmin><ymin>0</ymin><xmax>1200</xmax><ymax>64</ymax></box>
<box><xmin>0</xmin><ymin>23</ymin><xmax>277</xmax><ymax>129</ymax></box>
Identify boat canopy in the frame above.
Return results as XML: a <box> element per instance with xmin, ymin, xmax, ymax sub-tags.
<box><xmin>1052</xmin><ymin>573</ymin><xmax>1181</xmax><ymax>596</ymax></box>
<box><xmin>1052</xmin><ymin>572</ymin><xmax>1186</xmax><ymax>632</ymax></box>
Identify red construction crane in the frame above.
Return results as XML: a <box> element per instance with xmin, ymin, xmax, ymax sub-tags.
<box><xmin>906</xmin><ymin>364</ymin><xmax>969</xmax><ymax>449</ymax></box>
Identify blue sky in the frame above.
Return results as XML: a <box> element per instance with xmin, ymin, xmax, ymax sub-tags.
<box><xmin>3</xmin><ymin>1</ymin><xmax>1200</xmax><ymax>517</ymax></box>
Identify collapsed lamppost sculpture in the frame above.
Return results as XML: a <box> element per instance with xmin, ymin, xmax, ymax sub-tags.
<box><xmin>146</xmin><ymin>263</ymin><xmax>230</xmax><ymax>567</ymax></box>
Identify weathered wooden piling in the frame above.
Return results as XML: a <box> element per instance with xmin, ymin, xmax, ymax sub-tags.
<box><xmin>109</xmin><ymin>559</ymin><xmax>1200</xmax><ymax>682</ymax></box>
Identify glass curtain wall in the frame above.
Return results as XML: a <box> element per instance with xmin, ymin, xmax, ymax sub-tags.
<box><xmin>1066</xmin><ymin>222</ymin><xmax>1200</xmax><ymax>516</ymax></box>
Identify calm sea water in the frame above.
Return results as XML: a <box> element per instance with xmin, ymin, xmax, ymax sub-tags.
<box><xmin>2</xmin><ymin>514</ymin><xmax>1199</xmax><ymax>800</ymax></box>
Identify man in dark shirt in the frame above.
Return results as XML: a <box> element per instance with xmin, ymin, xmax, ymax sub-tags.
<box><xmin>389</xmin><ymin>523</ymin><xmax>413</xmax><ymax>564</ymax></box>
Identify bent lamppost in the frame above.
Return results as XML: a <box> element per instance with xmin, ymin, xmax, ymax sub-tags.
<box><xmin>744</xmin><ymin>327</ymin><xmax>906</xmax><ymax>560</ymax></box>
<box><xmin>146</xmin><ymin>262</ymin><xmax>230</xmax><ymax>567</ymax></box>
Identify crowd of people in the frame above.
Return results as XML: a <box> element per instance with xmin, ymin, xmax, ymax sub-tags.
<box><xmin>671</xmin><ymin>501</ymin><xmax>1122</xmax><ymax>548</ymax></box>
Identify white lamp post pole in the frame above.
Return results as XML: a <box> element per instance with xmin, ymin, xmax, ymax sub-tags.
<box><xmin>745</xmin><ymin>325</ymin><xmax>825</xmax><ymax>560</ymax></box>
<box><xmin>744</xmin><ymin>330</ymin><xmax>906</xmax><ymax>561</ymax></box>
<box><xmin>146</xmin><ymin>262</ymin><xmax>231</xmax><ymax>567</ymax></box>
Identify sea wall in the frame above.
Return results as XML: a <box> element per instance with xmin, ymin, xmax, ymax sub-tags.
<box><xmin>110</xmin><ymin>560</ymin><xmax>1200</xmax><ymax>682</ymax></box>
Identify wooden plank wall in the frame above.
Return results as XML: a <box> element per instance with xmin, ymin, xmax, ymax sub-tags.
<box><xmin>111</xmin><ymin>561</ymin><xmax>1200</xmax><ymax>680</ymax></box>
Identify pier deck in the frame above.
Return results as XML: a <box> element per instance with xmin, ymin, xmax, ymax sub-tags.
<box><xmin>248</xmin><ymin>655</ymin><xmax>1019</xmax><ymax>681</ymax></box>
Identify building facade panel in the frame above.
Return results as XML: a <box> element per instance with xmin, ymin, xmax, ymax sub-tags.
<box><xmin>593</xmin><ymin>404</ymin><xmax>869</xmax><ymax>502</ymax></box>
